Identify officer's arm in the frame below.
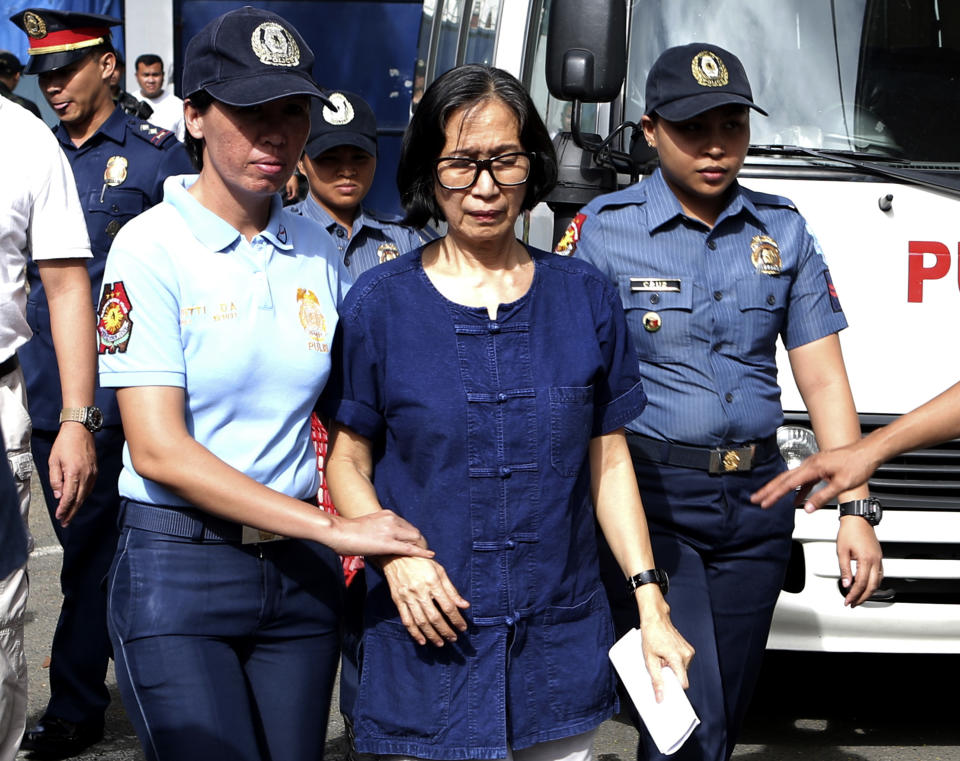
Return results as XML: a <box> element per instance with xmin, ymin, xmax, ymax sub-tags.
<box><xmin>788</xmin><ymin>333</ymin><xmax>883</xmax><ymax>606</ymax></box>
<box><xmin>37</xmin><ymin>259</ymin><xmax>97</xmax><ymax>524</ymax></box>
<box><xmin>591</xmin><ymin>429</ymin><xmax>694</xmax><ymax>699</ymax></box>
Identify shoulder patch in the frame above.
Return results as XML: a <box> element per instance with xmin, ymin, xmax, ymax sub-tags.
<box><xmin>554</xmin><ymin>213</ymin><xmax>587</xmax><ymax>256</ymax></box>
<box><xmin>97</xmin><ymin>281</ymin><xmax>134</xmax><ymax>354</ymax></box>
<box><xmin>132</xmin><ymin>121</ymin><xmax>176</xmax><ymax>148</ymax></box>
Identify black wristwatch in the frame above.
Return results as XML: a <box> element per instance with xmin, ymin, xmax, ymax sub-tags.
<box><xmin>626</xmin><ymin>568</ymin><xmax>669</xmax><ymax>597</ymax></box>
<box><xmin>59</xmin><ymin>406</ymin><xmax>103</xmax><ymax>433</ymax></box>
<box><xmin>838</xmin><ymin>497</ymin><xmax>882</xmax><ymax>526</ymax></box>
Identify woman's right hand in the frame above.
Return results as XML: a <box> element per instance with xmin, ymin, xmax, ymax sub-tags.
<box><xmin>379</xmin><ymin>556</ymin><xmax>470</xmax><ymax>646</ymax></box>
<box><xmin>325</xmin><ymin>510</ymin><xmax>435</xmax><ymax>559</ymax></box>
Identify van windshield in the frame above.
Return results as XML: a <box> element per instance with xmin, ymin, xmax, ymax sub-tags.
<box><xmin>625</xmin><ymin>0</ymin><xmax>960</xmax><ymax>163</ymax></box>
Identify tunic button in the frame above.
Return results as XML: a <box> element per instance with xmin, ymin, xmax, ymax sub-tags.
<box><xmin>488</xmin><ymin>322</ymin><xmax>500</xmax><ymax>333</ymax></box>
<box><xmin>499</xmin><ymin>466</ymin><xmax>512</xmax><ymax>477</ymax></box>
<box><xmin>767</xmin><ymin>294</ymin><xmax>776</xmax><ymax>305</ymax></box>
<box><xmin>649</xmin><ymin>294</ymin><xmax>660</xmax><ymax>305</ymax></box>
<box><xmin>497</xmin><ymin>393</ymin><xmax>507</xmax><ymax>403</ymax></box>
<box><xmin>505</xmin><ymin>539</ymin><xmax>515</xmax><ymax>549</ymax></box>
<box><xmin>111</xmin><ymin>204</ymin><xmax>119</xmax><ymax>212</ymax></box>
<box><xmin>713</xmin><ymin>291</ymin><xmax>723</xmax><ymax>301</ymax></box>
<box><xmin>505</xmin><ymin>616</ymin><xmax>515</xmax><ymax>626</ymax></box>
<box><xmin>725</xmin><ymin>392</ymin><xmax>734</xmax><ymax>403</ymax></box>
<box><xmin>336</xmin><ymin>227</ymin><xmax>346</xmax><ymax>237</ymax></box>
<box><xmin>707</xmin><ymin>240</ymin><xmax>717</xmax><ymax>250</ymax></box>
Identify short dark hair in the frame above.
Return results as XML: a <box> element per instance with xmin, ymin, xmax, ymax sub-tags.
<box><xmin>183</xmin><ymin>89</ymin><xmax>214</xmax><ymax>170</ymax></box>
<box><xmin>397</xmin><ymin>64</ymin><xmax>557</xmax><ymax>228</ymax></box>
<box><xmin>135</xmin><ymin>53</ymin><xmax>163</xmax><ymax>72</ymax></box>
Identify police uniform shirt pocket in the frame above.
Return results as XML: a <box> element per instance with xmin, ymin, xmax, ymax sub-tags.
<box><xmin>735</xmin><ymin>278</ymin><xmax>791</xmax><ymax>359</ymax></box>
<box><xmin>542</xmin><ymin>588</ymin><xmax>616</xmax><ymax>721</ymax></box>
<box><xmin>356</xmin><ymin>620</ymin><xmax>453</xmax><ymax>739</ymax></box>
<box><xmin>618</xmin><ymin>276</ymin><xmax>694</xmax><ymax>362</ymax></box>
<box><xmin>86</xmin><ymin>188</ymin><xmax>146</xmax><ymax>244</ymax></box>
<box><xmin>549</xmin><ymin>386</ymin><xmax>594</xmax><ymax>477</ymax></box>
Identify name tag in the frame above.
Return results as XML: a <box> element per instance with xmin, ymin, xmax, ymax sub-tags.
<box><xmin>630</xmin><ymin>277</ymin><xmax>681</xmax><ymax>293</ymax></box>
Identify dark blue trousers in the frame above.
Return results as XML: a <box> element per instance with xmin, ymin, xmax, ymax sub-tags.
<box><xmin>600</xmin><ymin>454</ymin><xmax>795</xmax><ymax>761</ymax></box>
<box><xmin>32</xmin><ymin>425</ymin><xmax>124</xmax><ymax>727</ymax></box>
<box><xmin>108</xmin><ymin>522</ymin><xmax>343</xmax><ymax>761</ymax></box>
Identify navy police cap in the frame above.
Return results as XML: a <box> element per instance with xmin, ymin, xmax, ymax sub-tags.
<box><xmin>645</xmin><ymin>42</ymin><xmax>767</xmax><ymax>121</ymax></box>
<box><xmin>9</xmin><ymin>8</ymin><xmax>120</xmax><ymax>75</ymax></box>
<box><xmin>305</xmin><ymin>90</ymin><xmax>378</xmax><ymax>159</ymax></box>
<box><xmin>182</xmin><ymin>6</ymin><xmax>330</xmax><ymax>108</ymax></box>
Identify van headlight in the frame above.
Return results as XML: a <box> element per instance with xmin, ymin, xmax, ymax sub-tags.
<box><xmin>776</xmin><ymin>425</ymin><xmax>819</xmax><ymax>470</ymax></box>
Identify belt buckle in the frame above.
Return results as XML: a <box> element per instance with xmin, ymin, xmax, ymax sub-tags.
<box><xmin>241</xmin><ymin>526</ymin><xmax>287</xmax><ymax>544</ymax></box>
<box><xmin>708</xmin><ymin>445</ymin><xmax>754</xmax><ymax>474</ymax></box>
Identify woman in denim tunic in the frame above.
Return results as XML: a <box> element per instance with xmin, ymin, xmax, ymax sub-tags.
<box><xmin>324</xmin><ymin>65</ymin><xmax>694</xmax><ymax>761</ymax></box>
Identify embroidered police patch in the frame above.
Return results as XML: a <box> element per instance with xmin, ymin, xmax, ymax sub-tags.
<box><xmin>97</xmin><ymin>281</ymin><xmax>134</xmax><ymax>353</ymax></box>
<box><xmin>554</xmin><ymin>212</ymin><xmax>586</xmax><ymax>256</ymax></box>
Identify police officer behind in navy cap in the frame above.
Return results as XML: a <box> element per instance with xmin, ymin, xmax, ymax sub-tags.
<box><xmin>96</xmin><ymin>7</ymin><xmax>431</xmax><ymax>761</ymax></box>
<box><xmin>9</xmin><ymin>7</ymin><xmax>193</xmax><ymax>758</ymax></box>
<box><xmin>292</xmin><ymin>90</ymin><xmax>435</xmax><ymax>276</ymax></box>
<box><xmin>0</xmin><ymin>50</ymin><xmax>41</xmax><ymax>117</ymax></box>
<box><xmin>561</xmin><ymin>43</ymin><xmax>883</xmax><ymax>761</ymax></box>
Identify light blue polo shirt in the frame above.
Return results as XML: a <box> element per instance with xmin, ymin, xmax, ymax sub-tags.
<box><xmin>99</xmin><ymin>175</ymin><xmax>351</xmax><ymax>506</ymax></box>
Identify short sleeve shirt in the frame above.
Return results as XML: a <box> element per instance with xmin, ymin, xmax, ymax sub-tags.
<box><xmin>568</xmin><ymin>169</ymin><xmax>848</xmax><ymax>446</ymax></box>
<box><xmin>99</xmin><ymin>175</ymin><xmax>350</xmax><ymax>505</ymax></box>
<box><xmin>322</xmin><ymin>246</ymin><xmax>645</xmax><ymax>755</ymax></box>
<box><xmin>290</xmin><ymin>195</ymin><xmax>435</xmax><ymax>276</ymax></box>
<box><xmin>0</xmin><ymin>98</ymin><xmax>91</xmax><ymax>357</ymax></box>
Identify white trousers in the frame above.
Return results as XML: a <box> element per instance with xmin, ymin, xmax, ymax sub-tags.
<box><xmin>0</xmin><ymin>364</ymin><xmax>32</xmax><ymax>761</ymax></box>
<box><xmin>381</xmin><ymin>727</ymin><xmax>597</xmax><ymax>761</ymax></box>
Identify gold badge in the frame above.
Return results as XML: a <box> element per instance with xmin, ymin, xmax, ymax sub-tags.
<box><xmin>722</xmin><ymin>451</ymin><xmax>741</xmax><ymax>472</ymax></box>
<box><xmin>377</xmin><ymin>242</ymin><xmax>400</xmax><ymax>263</ymax></box>
<box><xmin>104</xmin><ymin>156</ymin><xmax>128</xmax><ymax>186</ymax></box>
<box><xmin>642</xmin><ymin>311</ymin><xmax>662</xmax><ymax>332</ymax></box>
<box><xmin>250</xmin><ymin>22</ymin><xmax>300</xmax><ymax>67</ymax></box>
<box><xmin>23</xmin><ymin>11</ymin><xmax>47</xmax><ymax>38</ymax></box>
<box><xmin>691</xmin><ymin>51</ymin><xmax>729</xmax><ymax>87</ymax></box>
<box><xmin>297</xmin><ymin>288</ymin><xmax>327</xmax><ymax>341</ymax></box>
<box><xmin>323</xmin><ymin>92</ymin><xmax>354</xmax><ymax>126</ymax></box>
<box><xmin>105</xmin><ymin>219</ymin><xmax>122</xmax><ymax>238</ymax></box>
<box><xmin>750</xmin><ymin>235</ymin><xmax>782</xmax><ymax>275</ymax></box>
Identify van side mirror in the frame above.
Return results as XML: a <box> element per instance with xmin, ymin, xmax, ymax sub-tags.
<box><xmin>546</xmin><ymin>0</ymin><xmax>626</xmax><ymax>102</ymax></box>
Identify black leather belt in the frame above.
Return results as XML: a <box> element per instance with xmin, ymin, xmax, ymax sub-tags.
<box><xmin>627</xmin><ymin>432</ymin><xmax>779</xmax><ymax>474</ymax></box>
<box><xmin>0</xmin><ymin>354</ymin><xmax>19</xmax><ymax>378</ymax></box>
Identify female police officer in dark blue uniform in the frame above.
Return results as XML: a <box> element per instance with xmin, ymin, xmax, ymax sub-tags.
<box><xmin>564</xmin><ymin>44</ymin><xmax>883</xmax><ymax>761</ymax></box>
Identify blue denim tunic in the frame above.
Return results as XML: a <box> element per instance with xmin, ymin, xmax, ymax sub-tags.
<box><xmin>324</xmin><ymin>246</ymin><xmax>647</xmax><ymax>759</ymax></box>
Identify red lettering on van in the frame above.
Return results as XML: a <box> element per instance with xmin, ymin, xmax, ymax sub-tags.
<box><xmin>907</xmin><ymin>241</ymin><xmax>951</xmax><ymax>302</ymax></box>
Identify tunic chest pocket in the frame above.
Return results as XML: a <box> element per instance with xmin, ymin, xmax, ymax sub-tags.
<box><xmin>549</xmin><ymin>386</ymin><xmax>593</xmax><ymax>477</ymax></box>
<box><xmin>736</xmin><ymin>278</ymin><xmax>790</xmax><ymax>359</ymax></box>
<box><xmin>86</xmin><ymin>188</ymin><xmax>145</xmax><ymax>234</ymax></box>
<box><xmin>619</xmin><ymin>277</ymin><xmax>694</xmax><ymax>363</ymax></box>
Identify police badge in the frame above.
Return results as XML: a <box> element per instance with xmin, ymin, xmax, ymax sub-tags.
<box><xmin>251</xmin><ymin>21</ymin><xmax>300</xmax><ymax>66</ymax></box>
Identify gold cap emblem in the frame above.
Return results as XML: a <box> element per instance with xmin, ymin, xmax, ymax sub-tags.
<box><xmin>104</xmin><ymin>156</ymin><xmax>128</xmax><ymax>187</ymax></box>
<box><xmin>691</xmin><ymin>51</ymin><xmax>729</xmax><ymax>87</ymax></box>
<box><xmin>750</xmin><ymin>235</ymin><xmax>782</xmax><ymax>275</ymax></box>
<box><xmin>323</xmin><ymin>92</ymin><xmax>354</xmax><ymax>126</ymax></box>
<box><xmin>251</xmin><ymin>22</ymin><xmax>300</xmax><ymax>67</ymax></box>
<box><xmin>23</xmin><ymin>11</ymin><xmax>47</xmax><ymax>38</ymax></box>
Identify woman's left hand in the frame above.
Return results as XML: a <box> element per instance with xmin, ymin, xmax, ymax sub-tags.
<box><xmin>836</xmin><ymin>517</ymin><xmax>883</xmax><ymax>607</ymax></box>
<box><xmin>635</xmin><ymin>588</ymin><xmax>695</xmax><ymax>703</ymax></box>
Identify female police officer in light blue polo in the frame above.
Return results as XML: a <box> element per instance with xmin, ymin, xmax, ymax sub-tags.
<box><xmin>97</xmin><ymin>8</ymin><xmax>431</xmax><ymax>761</ymax></box>
<box><xmin>563</xmin><ymin>44</ymin><xmax>883</xmax><ymax>761</ymax></box>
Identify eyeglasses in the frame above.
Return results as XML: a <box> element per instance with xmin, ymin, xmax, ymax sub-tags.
<box><xmin>434</xmin><ymin>151</ymin><xmax>534</xmax><ymax>190</ymax></box>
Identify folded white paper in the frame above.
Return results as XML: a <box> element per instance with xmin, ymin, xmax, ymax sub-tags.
<box><xmin>608</xmin><ymin>627</ymin><xmax>700</xmax><ymax>755</ymax></box>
